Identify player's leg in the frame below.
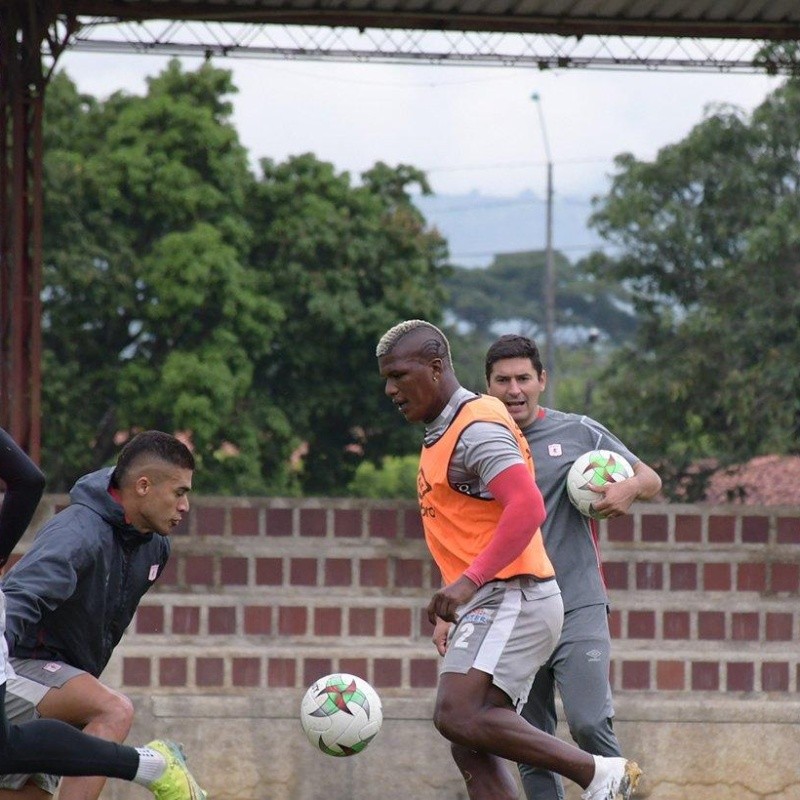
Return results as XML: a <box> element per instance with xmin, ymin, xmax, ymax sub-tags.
<box><xmin>0</xmin><ymin>783</ymin><xmax>49</xmax><ymax>800</ymax></box>
<box><xmin>434</xmin><ymin>579</ymin><xmax>593</xmax><ymax>789</ymax></box>
<box><xmin>0</xmin><ymin>662</ymin><xmax>77</xmax><ymax>800</ymax></box>
<box><xmin>30</xmin><ymin>662</ymin><xmax>135</xmax><ymax>800</ymax></box>
<box><xmin>0</xmin><ymin>680</ymin><xmax>138</xmax><ymax>779</ymax></box>
<box><xmin>433</xmin><ymin>579</ymin><xmax>640</xmax><ymax>798</ymax></box>
<box><xmin>450</xmin><ymin>743</ymin><xmax>519</xmax><ymax>800</ymax></box>
<box><xmin>435</xmin><ymin>667</ymin><xmax>596</xmax><ymax>787</ymax></box>
<box><xmin>0</xmin><ymin>682</ymin><xmax>206</xmax><ymax>799</ymax></box>
<box><xmin>518</xmin><ymin>655</ymin><xmax>565</xmax><ymax>800</ymax></box>
<box><xmin>0</xmin><ymin>596</ymin><xmax>205</xmax><ymax>798</ymax></box>
<box><xmin>557</xmin><ymin>605</ymin><xmax>622</xmax><ymax>758</ymax></box>
<box><xmin>436</xmin><ymin>670</ymin><xmax>641</xmax><ymax>799</ymax></box>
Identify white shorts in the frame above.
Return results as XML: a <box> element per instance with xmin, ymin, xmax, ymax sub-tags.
<box><xmin>442</xmin><ymin>576</ymin><xmax>564</xmax><ymax>710</ymax></box>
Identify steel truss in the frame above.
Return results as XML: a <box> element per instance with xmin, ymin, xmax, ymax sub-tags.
<box><xmin>62</xmin><ymin>18</ymin><xmax>799</xmax><ymax>74</ymax></box>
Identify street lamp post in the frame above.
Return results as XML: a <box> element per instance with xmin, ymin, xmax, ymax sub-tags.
<box><xmin>531</xmin><ymin>92</ymin><xmax>556</xmax><ymax>405</ymax></box>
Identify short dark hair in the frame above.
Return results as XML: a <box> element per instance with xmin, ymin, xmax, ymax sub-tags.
<box><xmin>111</xmin><ymin>431</ymin><xmax>195</xmax><ymax>487</ymax></box>
<box><xmin>485</xmin><ymin>335</ymin><xmax>544</xmax><ymax>382</ymax></box>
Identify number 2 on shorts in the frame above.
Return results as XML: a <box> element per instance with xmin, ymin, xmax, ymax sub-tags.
<box><xmin>453</xmin><ymin>622</ymin><xmax>475</xmax><ymax>649</ymax></box>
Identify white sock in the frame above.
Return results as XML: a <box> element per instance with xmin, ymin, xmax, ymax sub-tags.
<box><xmin>584</xmin><ymin>755</ymin><xmax>607</xmax><ymax>794</ymax></box>
<box><xmin>133</xmin><ymin>747</ymin><xmax>167</xmax><ymax>786</ymax></box>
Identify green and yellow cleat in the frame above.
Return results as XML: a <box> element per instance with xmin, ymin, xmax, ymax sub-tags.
<box><xmin>146</xmin><ymin>740</ymin><xmax>208</xmax><ymax>800</ymax></box>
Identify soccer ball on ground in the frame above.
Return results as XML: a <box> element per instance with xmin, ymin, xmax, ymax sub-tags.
<box><xmin>300</xmin><ymin>673</ymin><xmax>383</xmax><ymax>757</ymax></box>
<box><xmin>566</xmin><ymin>449</ymin><xmax>634</xmax><ymax>519</ymax></box>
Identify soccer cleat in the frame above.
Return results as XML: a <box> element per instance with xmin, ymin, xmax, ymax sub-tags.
<box><xmin>581</xmin><ymin>756</ymin><xmax>642</xmax><ymax>800</ymax></box>
<box><xmin>146</xmin><ymin>740</ymin><xmax>208</xmax><ymax>800</ymax></box>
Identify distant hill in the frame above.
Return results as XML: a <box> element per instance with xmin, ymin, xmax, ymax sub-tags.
<box><xmin>413</xmin><ymin>189</ymin><xmax>607</xmax><ymax>268</ymax></box>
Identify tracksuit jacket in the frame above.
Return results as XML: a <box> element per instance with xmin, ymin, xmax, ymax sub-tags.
<box><xmin>1</xmin><ymin>467</ymin><xmax>170</xmax><ymax>677</ymax></box>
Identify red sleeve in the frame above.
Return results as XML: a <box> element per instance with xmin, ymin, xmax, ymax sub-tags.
<box><xmin>463</xmin><ymin>463</ymin><xmax>546</xmax><ymax>587</ymax></box>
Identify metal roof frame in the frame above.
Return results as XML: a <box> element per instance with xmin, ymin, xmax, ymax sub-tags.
<box><xmin>66</xmin><ymin>19</ymin><xmax>798</xmax><ymax>73</ymax></box>
<box><xmin>42</xmin><ymin>1</ymin><xmax>800</xmax><ymax>40</ymax></box>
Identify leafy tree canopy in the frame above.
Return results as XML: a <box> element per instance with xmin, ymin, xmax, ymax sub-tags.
<box><xmin>247</xmin><ymin>155</ymin><xmax>448</xmax><ymax>494</ymax></box>
<box><xmin>446</xmin><ymin>250</ymin><xmax>635</xmax><ymax>342</ymax></box>
<box><xmin>443</xmin><ymin>249</ymin><xmax>637</xmax><ymax>393</ymax></box>
<box><xmin>43</xmin><ymin>59</ymin><xmax>800</xmax><ymax>501</ymax></box>
<box><xmin>43</xmin><ymin>62</ymin><xmax>284</xmax><ymax>493</ymax></box>
<box><xmin>347</xmin><ymin>454</ymin><xmax>418</xmax><ymax>500</ymax></box>
<box><xmin>587</xmin><ymin>77</ymin><xmax>800</xmax><ymax>497</ymax></box>
<box><xmin>41</xmin><ymin>61</ymin><xmax>448</xmax><ymax>495</ymax></box>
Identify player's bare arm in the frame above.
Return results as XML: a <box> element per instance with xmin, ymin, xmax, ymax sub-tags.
<box><xmin>592</xmin><ymin>461</ymin><xmax>662</xmax><ymax>517</ymax></box>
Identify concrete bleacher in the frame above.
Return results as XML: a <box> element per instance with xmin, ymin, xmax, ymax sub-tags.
<box><xmin>13</xmin><ymin>495</ymin><xmax>800</xmax><ymax>800</ymax></box>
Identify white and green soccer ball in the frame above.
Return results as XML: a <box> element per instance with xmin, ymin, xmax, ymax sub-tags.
<box><xmin>566</xmin><ymin>449</ymin><xmax>634</xmax><ymax>519</ymax></box>
<box><xmin>300</xmin><ymin>673</ymin><xmax>383</xmax><ymax>757</ymax></box>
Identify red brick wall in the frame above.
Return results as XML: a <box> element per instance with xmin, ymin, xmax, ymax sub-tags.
<box><xmin>15</xmin><ymin>497</ymin><xmax>800</xmax><ymax>699</ymax></box>
<box><xmin>601</xmin><ymin>505</ymin><xmax>799</xmax><ymax>694</ymax></box>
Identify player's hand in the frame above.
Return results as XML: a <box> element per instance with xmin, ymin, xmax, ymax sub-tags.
<box><xmin>426</xmin><ymin>575</ymin><xmax>478</xmax><ymax>624</ymax></box>
<box><xmin>432</xmin><ymin>617</ymin><xmax>451</xmax><ymax>656</ymax></box>
<box><xmin>590</xmin><ymin>475</ymin><xmax>640</xmax><ymax>518</ymax></box>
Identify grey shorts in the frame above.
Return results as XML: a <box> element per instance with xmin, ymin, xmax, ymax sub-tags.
<box><xmin>442</xmin><ymin>576</ymin><xmax>564</xmax><ymax>710</ymax></box>
<box><xmin>0</xmin><ymin>658</ymin><xmax>86</xmax><ymax>793</ymax></box>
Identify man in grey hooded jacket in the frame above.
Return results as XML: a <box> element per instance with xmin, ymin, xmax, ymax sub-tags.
<box><xmin>1</xmin><ymin>430</ymin><xmax>195</xmax><ymax>800</ymax></box>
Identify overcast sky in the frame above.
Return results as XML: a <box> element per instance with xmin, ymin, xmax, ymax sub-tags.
<box><xmin>58</xmin><ymin>50</ymin><xmax>782</xmax><ymax>202</ymax></box>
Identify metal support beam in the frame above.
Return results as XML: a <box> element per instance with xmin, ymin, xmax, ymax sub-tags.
<box><xmin>0</xmin><ymin>1</ymin><xmax>65</xmax><ymax>460</ymax></box>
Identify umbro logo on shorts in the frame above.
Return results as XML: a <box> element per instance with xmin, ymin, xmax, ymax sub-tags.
<box><xmin>586</xmin><ymin>649</ymin><xmax>601</xmax><ymax>662</ymax></box>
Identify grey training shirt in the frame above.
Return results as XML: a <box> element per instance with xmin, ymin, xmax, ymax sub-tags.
<box><xmin>424</xmin><ymin>387</ymin><xmax>524</xmax><ymax>498</ymax></box>
<box><xmin>522</xmin><ymin>408</ymin><xmax>638</xmax><ymax>612</ymax></box>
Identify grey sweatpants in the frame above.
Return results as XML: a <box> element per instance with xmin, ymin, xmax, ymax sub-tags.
<box><xmin>518</xmin><ymin>603</ymin><xmax>622</xmax><ymax>800</ymax></box>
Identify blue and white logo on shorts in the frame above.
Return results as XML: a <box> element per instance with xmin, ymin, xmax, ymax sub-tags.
<box><xmin>462</xmin><ymin>607</ymin><xmax>494</xmax><ymax>625</ymax></box>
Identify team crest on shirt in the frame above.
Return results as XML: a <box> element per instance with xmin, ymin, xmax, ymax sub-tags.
<box><xmin>548</xmin><ymin>443</ymin><xmax>562</xmax><ymax>457</ymax></box>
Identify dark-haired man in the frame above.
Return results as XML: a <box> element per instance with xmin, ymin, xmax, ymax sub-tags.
<box><xmin>485</xmin><ymin>334</ymin><xmax>661</xmax><ymax>800</ymax></box>
<box><xmin>1</xmin><ymin>430</ymin><xmax>198</xmax><ymax>800</ymax></box>
<box><xmin>377</xmin><ymin>320</ymin><xmax>641</xmax><ymax>800</ymax></box>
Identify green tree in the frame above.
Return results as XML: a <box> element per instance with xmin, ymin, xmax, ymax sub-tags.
<box><xmin>347</xmin><ymin>454</ymin><xmax>418</xmax><ymax>499</ymax></box>
<box><xmin>247</xmin><ymin>156</ymin><xmax>449</xmax><ymax>495</ymax></box>
<box><xmin>42</xmin><ymin>62</ymin><xmax>291</xmax><ymax>493</ymax></box>
<box><xmin>588</xmin><ymin>78</ymin><xmax>800</xmax><ymax>497</ymax></box>
<box><xmin>445</xmin><ymin>250</ymin><xmax>636</xmax><ymax>342</ymax></box>
<box><xmin>443</xmin><ymin>249</ymin><xmax>636</xmax><ymax>398</ymax></box>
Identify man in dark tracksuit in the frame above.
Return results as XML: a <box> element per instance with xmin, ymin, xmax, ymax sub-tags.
<box><xmin>1</xmin><ymin>430</ymin><xmax>203</xmax><ymax>800</ymax></box>
<box><xmin>485</xmin><ymin>335</ymin><xmax>661</xmax><ymax>800</ymax></box>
